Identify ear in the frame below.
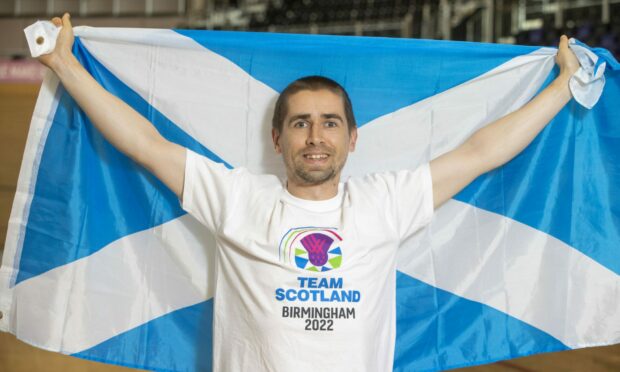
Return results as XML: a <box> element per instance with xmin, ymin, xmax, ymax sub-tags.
<box><xmin>348</xmin><ymin>126</ymin><xmax>358</xmax><ymax>152</ymax></box>
<box><xmin>272</xmin><ymin>128</ymin><xmax>282</xmax><ymax>154</ymax></box>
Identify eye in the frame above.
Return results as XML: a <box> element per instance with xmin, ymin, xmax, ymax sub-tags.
<box><xmin>293</xmin><ymin>121</ymin><xmax>308</xmax><ymax>128</ymax></box>
<box><xmin>324</xmin><ymin>121</ymin><xmax>338</xmax><ymax>128</ymax></box>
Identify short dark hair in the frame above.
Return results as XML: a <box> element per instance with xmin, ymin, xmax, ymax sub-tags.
<box><xmin>272</xmin><ymin>76</ymin><xmax>357</xmax><ymax>133</ymax></box>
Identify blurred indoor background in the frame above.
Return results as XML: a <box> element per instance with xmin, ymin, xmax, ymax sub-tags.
<box><xmin>1</xmin><ymin>0</ymin><xmax>619</xmax><ymax>371</ymax></box>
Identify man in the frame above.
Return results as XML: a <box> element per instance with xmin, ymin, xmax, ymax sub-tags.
<box><xmin>38</xmin><ymin>13</ymin><xmax>579</xmax><ymax>372</ymax></box>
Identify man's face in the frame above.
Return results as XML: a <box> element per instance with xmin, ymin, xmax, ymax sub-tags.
<box><xmin>272</xmin><ymin>89</ymin><xmax>358</xmax><ymax>186</ymax></box>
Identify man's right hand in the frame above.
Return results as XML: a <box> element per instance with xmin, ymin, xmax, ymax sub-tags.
<box><xmin>38</xmin><ymin>13</ymin><xmax>76</xmax><ymax>72</ymax></box>
<box><xmin>34</xmin><ymin>13</ymin><xmax>187</xmax><ymax>200</ymax></box>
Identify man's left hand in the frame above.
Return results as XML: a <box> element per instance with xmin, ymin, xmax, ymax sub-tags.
<box><xmin>556</xmin><ymin>35</ymin><xmax>580</xmax><ymax>77</ymax></box>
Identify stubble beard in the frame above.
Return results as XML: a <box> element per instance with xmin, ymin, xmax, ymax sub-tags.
<box><xmin>291</xmin><ymin>155</ymin><xmax>345</xmax><ymax>186</ymax></box>
<box><xmin>295</xmin><ymin>165</ymin><xmax>337</xmax><ymax>185</ymax></box>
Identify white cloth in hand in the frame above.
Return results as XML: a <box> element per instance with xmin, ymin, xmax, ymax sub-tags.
<box><xmin>568</xmin><ymin>38</ymin><xmax>606</xmax><ymax>109</ymax></box>
<box><xmin>24</xmin><ymin>21</ymin><xmax>61</xmax><ymax>58</ymax></box>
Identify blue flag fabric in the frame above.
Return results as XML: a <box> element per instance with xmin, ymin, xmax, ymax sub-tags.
<box><xmin>1</xmin><ymin>27</ymin><xmax>619</xmax><ymax>372</ymax></box>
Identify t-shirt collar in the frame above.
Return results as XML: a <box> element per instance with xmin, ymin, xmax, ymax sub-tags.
<box><xmin>281</xmin><ymin>182</ymin><xmax>345</xmax><ymax>212</ymax></box>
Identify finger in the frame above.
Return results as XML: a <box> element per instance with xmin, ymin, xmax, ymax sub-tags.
<box><xmin>559</xmin><ymin>34</ymin><xmax>569</xmax><ymax>49</ymax></box>
<box><xmin>52</xmin><ymin>17</ymin><xmax>62</xmax><ymax>27</ymax></box>
<box><xmin>62</xmin><ymin>12</ymin><xmax>72</xmax><ymax>28</ymax></box>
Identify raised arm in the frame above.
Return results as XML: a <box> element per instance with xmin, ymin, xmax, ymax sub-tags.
<box><xmin>430</xmin><ymin>35</ymin><xmax>580</xmax><ymax>209</ymax></box>
<box><xmin>38</xmin><ymin>14</ymin><xmax>186</xmax><ymax>199</ymax></box>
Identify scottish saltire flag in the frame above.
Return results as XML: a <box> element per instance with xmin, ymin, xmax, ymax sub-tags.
<box><xmin>1</xmin><ymin>27</ymin><xmax>620</xmax><ymax>371</ymax></box>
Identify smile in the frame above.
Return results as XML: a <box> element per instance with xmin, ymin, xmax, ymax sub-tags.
<box><xmin>304</xmin><ymin>154</ymin><xmax>329</xmax><ymax>159</ymax></box>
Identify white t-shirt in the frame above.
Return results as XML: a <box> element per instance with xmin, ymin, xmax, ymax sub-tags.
<box><xmin>181</xmin><ymin>148</ymin><xmax>434</xmax><ymax>372</ymax></box>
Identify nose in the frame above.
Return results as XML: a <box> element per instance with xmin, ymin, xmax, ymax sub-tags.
<box><xmin>306</xmin><ymin>123</ymin><xmax>324</xmax><ymax>146</ymax></box>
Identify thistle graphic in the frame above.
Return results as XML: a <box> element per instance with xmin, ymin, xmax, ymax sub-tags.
<box><xmin>300</xmin><ymin>233</ymin><xmax>333</xmax><ymax>267</ymax></box>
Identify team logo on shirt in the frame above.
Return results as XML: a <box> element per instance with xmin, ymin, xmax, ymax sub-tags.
<box><xmin>279</xmin><ymin>227</ymin><xmax>343</xmax><ymax>272</ymax></box>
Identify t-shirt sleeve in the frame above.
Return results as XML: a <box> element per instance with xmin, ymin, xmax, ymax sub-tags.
<box><xmin>180</xmin><ymin>148</ymin><xmax>241</xmax><ymax>232</ymax></box>
<box><xmin>389</xmin><ymin>163</ymin><xmax>434</xmax><ymax>240</ymax></box>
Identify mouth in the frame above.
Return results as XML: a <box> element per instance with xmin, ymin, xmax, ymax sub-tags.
<box><xmin>300</xmin><ymin>153</ymin><xmax>331</xmax><ymax>168</ymax></box>
<box><xmin>303</xmin><ymin>153</ymin><xmax>329</xmax><ymax>160</ymax></box>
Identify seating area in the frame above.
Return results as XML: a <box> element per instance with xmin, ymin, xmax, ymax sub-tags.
<box><xmin>1</xmin><ymin>0</ymin><xmax>617</xmax><ymax>58</ymax></box>
<box><xmin>516</xmin><ymin>3</ymin><xmax>619</xmax><ymax>58</ymax></box>
<box><xmin>246</xmin><ymin>0</ymin><xmax>619</xmax><ymax>59</ymax></box>
<box><xmin>250</xmin><ymin>0</ymin><xmax>415</xmax><ymax>29</ymax></box>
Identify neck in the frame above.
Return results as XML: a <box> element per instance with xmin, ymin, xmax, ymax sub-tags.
<box><xmin>286</xmin><ymin>178</ymin><xmax>341</xmax><ymax>201</ymax></box>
